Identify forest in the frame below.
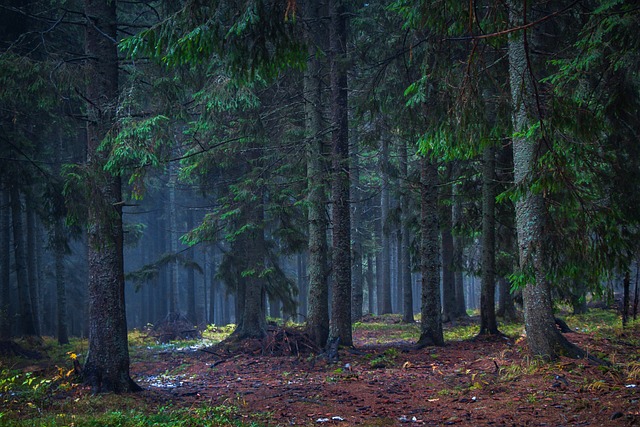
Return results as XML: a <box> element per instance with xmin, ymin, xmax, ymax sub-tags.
<box><xmin>1</xmin><ymin>0</ymin><xmax>639</xmax><ymax>426</ymax></box>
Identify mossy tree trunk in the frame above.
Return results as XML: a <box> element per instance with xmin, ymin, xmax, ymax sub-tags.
<box><xmin>508</xmin><ymin>0</ymin><xmax>585</xmax><ymax>360</ymax></box>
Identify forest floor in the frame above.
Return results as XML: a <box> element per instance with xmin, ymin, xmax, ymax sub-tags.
<box><xmin>1</xmin><ymin>310</ymin><xmax>640</xmax><ymax>426</ymax></box>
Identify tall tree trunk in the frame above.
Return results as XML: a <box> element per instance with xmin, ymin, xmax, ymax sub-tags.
<box><xmin>304</xmin><ymin>0</ymin><xmax>329</xmax><ymax>348</ymax></box>
<box><xmin>233</xmin><ymin>203</ymin><xmax>267</xmax><ymax>339</ymax></box>
<box><xmin>186</xmin><ymin>211</ymin><xmax>197</xmax><ymax>324</ymax></box>
<box><xmin>297</xmin><ymin>253</ymin><xmax>307</xmax><ymax>322</ymax></box>
<box><xmin>329</xmin><ymin>0</ymin><xmax>352</xmax><ymax>346</ymax></box>
<box><xmin>25</xmin><ymin>197</ymin><xmax>41</xmax><ymax>335</ymax></box>
<box><xmin>379</xmin><ymin>136</ymin><xmax>392</xmax><ymax>314</ymax></box>
<box><xmin>508</xmin><ymin>0</ymin><xmax>584</xmax><ymax>360</ymax></box>
<box><xmin>54</xmin><ymin>219</ymin><xmax>69</xmax><ymax>345</ymax></box>
<box><xmin>479</xmin><ymin>145</ymin><xmax>500</xmax><ymax>335</ymax></box>
<box><xmin>168</xmin><ymin>162</ymin><xmax>179</xmax><ymax>315</ymax></box>
<box><xmin>1</xmin><ymin>186</ymin><xmax>12</xmax><ymax>340</ymax></box>
<box><xmin>367</xmin><ymin>253</ymin><xmax>375</xmax><ymax>314</ymax></box>
<box><xmin>622</xmin><ymin>269</ymin><xmax>630</xmax><ymax>327</ymax></box>
<box><xmin>440</xmin><ymin>178</ymin><xmax>456</xmax><ymax>322</ymax></box>
<box><xmin>10</xmin><ymin>185</ymin><xmax>37</xmax><ymax>336</ymax></box>
<box><xmin>452</xmin><ymin>182</ymin><xmax>467</xmax><ymax>317</ymax></box>
<box><xmin>417</xmin><ymin>157</ymin><xmax>444</xmax><ymax>347</ymax></box>
<box><xmin>83</xmin><ymin>0</ymin><xmax>139</xmax><ymax>392</ymax></box>
<box><xmin>351</xmin><ymin>139</ymin><xmax>364</xmax><ymax>321</ymax></box>
<box><xmin>400</xmin><ymin>141</ymin><xmax>414</xmax><ymax>323</ymax></box>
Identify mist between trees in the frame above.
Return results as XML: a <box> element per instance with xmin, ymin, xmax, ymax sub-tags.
<box><xmin>1</xmin><ymin>0</ymin><xmax>639</xmax><ymax>391</ymax></box>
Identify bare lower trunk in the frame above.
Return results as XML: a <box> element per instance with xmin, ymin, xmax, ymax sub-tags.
<box><xmin>400</xmin><ymin>141</ymin><xmax>413</xmax><ymax>323</ymax></box>
<box><xmin>479</xmin><ymin>146</ymin><xmax>499</xmax><ymax>335</ymax></box>
<box><xmin>417</xmin><ymin>157</ymin><xmax>444</xmax><ymax>347</ymax></box>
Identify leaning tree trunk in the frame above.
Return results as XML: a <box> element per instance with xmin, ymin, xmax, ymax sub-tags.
<box><xmin>329</xmin><ymin>0</ymin><xmax>352</xmax><ymax>347</ymax></box>
<box><xmin>417</xmin><ymin>156</ymin><xmax>444</xmax><ymax>347</ymax></box>
<box><xmin>83</xmin><ymin>0</ymin><xmax>139</xmax><ymax>392</ymax></box>
<box><xmin>508</xmin><ymin>0</ymin><xmax>584</xmax><ymax>360</ymax></box>
<box><xmin>304</xmin><ymin>0</ymin><xmax>329</xmax><ymax>348</ymax></box>
<box><xmin>479</xmin><ymin>145</ymin><xmax>500</xmax><ymax>335</ymax></box>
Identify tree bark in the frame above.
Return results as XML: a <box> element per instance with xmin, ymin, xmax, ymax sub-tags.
<box><xmin>508</xmin><ymin>0</ymin><xmax>584</xmax><ymax>360</ymax></box>
<box><xmin>440</xmin><ymin>179</ymin><xmax>456</xmax><ymax>323</ymax></box>
<box><xmin>54</xmin><ymin>219</ymin><xmax>69</xmax><ymax>345</ymax></box>
<box><xmin>26</xmin><ymin>198</ymin><xmax>41</xmax><ymax>335</ymax></box>
<box><xmin>10</xmin><ymin>185</ymin><xmax>37</xmax><ymax>337</ymax></box>
<box><xmin>168</xmin><ymin>161</ymin><xmax>179</xmax><ymax>315</ymax></box>
<box><xmin>400</xmin><ymin>140</ymin><xmax>414</xmax><ymax>323</ymax></box>
<box><xmin>83</xmin><ymin>0</ymin><xmax>139</xmax><ymax>392</ymax></box>
<box><xmin>329</xmin><ymin>0</ymin><xmax>352</xmax><ymax>346</ymax></box>
<box><xmin>351</xmin><ymin>139</ymin><xmax>364</xmax><ymax>322</ymax></box>
<box><xmin>417</xmin><ymin>157</ymin><xmax>444</xmax><ymax>347</ymax></box>
<box><xmin>452</xmin><ymin>182</ymin><xmax>467</xmax><ymax>318</ymax></box>
<box><xmin>1</xmin><ymin>186</ymin><xmax>12</xmax><ymax>340</ymax></box>
<box><xmin>479</xmin><ymin>145</ymin><xmax>500</xmax><ymax>335</ymax></box>
<box><xmin>304</xmin><ymin>0</ymin><xmax>330</xmax><ymax>348</ymax></box>
<box><xmin>379</xmin><ymin>135</ymin><xmax>392</xmax><ymax>314</ymax></box>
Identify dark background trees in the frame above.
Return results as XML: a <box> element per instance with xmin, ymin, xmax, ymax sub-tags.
<box><xmin>1</xmin><ymin>0</ymin><xmax>639</xmax><ymax>373</ymax></box>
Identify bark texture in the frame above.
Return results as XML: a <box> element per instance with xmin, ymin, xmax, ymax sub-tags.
<box><xmin>479</xmin><ymin>145</ymin><xmax>499</xmax><ymax>335</ymax></box>
<box><xmin>417</xmin><ymin>157</ymin><xmax>444</xmax><ymax>347</ymax></box>
<box><xmin>329</xmin><ymin>0</ymin><xmax>352</xmax><ymax>346</ymax></box>
<box><xmin>400</xmin><ymin>140</ymin><xmax>414</xmax><ymax>323</ymax></box>
<box><xmin>304</xmin><ymin>0</ymin><xmax>329</xmax><ymax>348</ymax></box>
<box><xmin>508</xmin><ymin>0</ymin><xmax>584</xmax><ymax>360</ymax></box>
<box><xmin>83</xmin><ymin>0</ymin><xmax>139</xmax><ymax>392</ymax></box>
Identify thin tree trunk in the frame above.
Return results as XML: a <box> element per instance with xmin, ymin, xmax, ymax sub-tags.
<box><xmin>452</xmin><ymin>182</ymin><xmax>467</xmax><ymax>318</ymax></box>
<box><xmin>26</xmin><ymin>201</ymin><xmax>41</xmax><ymax>335</ymax></box>
<box><xmin>440</xmin><ymin>178</ymin><xmax>456</xmax><ymax>323</ymax></box>
<box><xmin>400</xmin><ymin>140</ymin><xmax>413</xmax><ymax>323</ymax></box>
<box><xmin>168</xmin><ymin>162</ymin><xmax>179</xmax><ymax>315</ymax></box>
<box><xmin>367</xmin><ymin>253</ymin><xmax>375</xmax><ymax>314</ymax></box>
<box><xmin>417</xmin><ymin>157</ymin><xmax>444</xmax><ymax>347</ymax></box>
<box><xmin>351</xmin><ymin>140</ymin><xmax>364</xmax><ymax>321</ymax></box>
<box><xmin>54</xmin><ymin>219</ymin><xmax>69</xmax><ymax>345</ymax></box>
<box><xmin>329</xmin><ymin>0</ymin><xmax>352</xmax><ymax>346</ymax></box>
<box><xmin>479</xmin><ymin>145</ymin><xmax>500</xmax><ymax>335</ymax></box>
<box><xmin>622</xmin><ymin>269</ymin><xmax>630</xmax><ymax>327</ymax></box>
<box><xmin>1</xmin><ymin>186</ymin><xmax>12</xmax><ymax>340</ymax></box>
<box><xmin>380</xmin><ymin>136</ymin><xmax>392</xmax><ymax>314</ymax></box>
<box><xmin>10</xmin><ymin>185</ymin><xmax>37</xmax><ymax>336</ymax></box>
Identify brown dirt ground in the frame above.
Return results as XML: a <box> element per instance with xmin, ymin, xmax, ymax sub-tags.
<box><xmin>128</xmin><ymin>320</ymin><xmax>640</xmax><ymax>427</ymax></box>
